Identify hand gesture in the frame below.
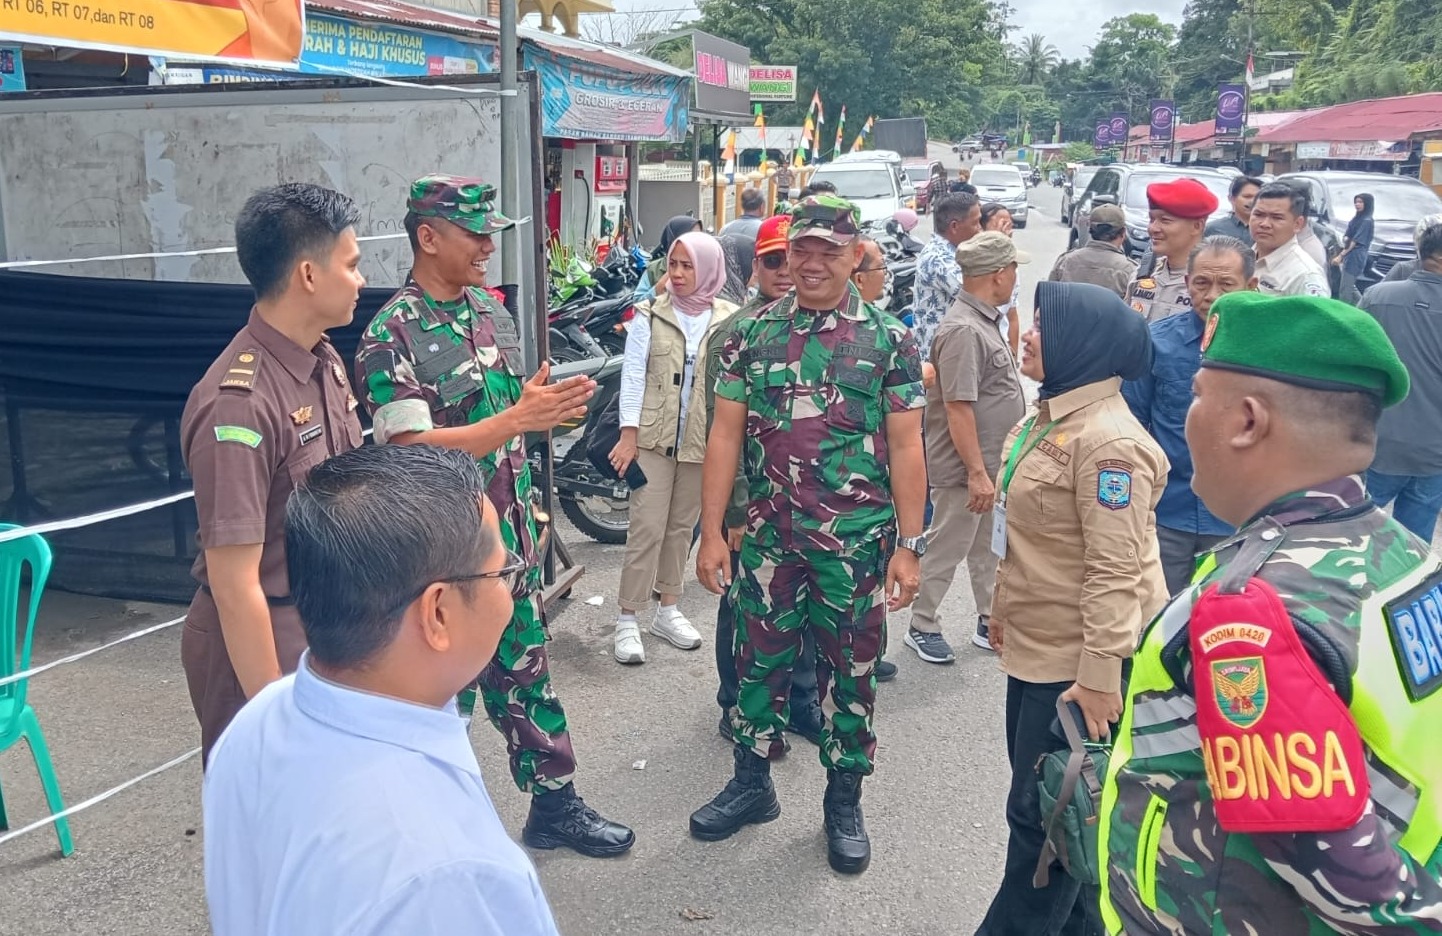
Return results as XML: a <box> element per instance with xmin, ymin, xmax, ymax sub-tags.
<box><xmin>514</xmin><ymin>362</ymin><xmax>596</xmax><ymax>433</ymax></box>
<box><xmin>696</xmin><ymin>532</ymin><xmax>732</xmax><ymax>595</ymax></box>
<box><xmin>967</xmin><ymin>473</ymin><xmax>997</xmax><ymax>514</ymax></box>
<box><xmin>885</xmin><ymin>547</ymin><xmax>921</xmax><ymax>611</ymax></box>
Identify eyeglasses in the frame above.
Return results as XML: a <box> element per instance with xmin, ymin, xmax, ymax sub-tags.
<box><xmin>759</xmin><ymin>252</ymin><xmax>787</xmax><ymax>270</ymax></box>
<box><xmin>394</xmin><ymin>549</ymin><xmax>530</xmax><ymax>614</ymax></box>
<box><xmin>854</xmin><ymin>264</ymin><xmax>884</xmax><ymax>274</ymax></box>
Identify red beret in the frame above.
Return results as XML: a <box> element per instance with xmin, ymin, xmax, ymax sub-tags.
<box><xmin>1146</xmin><ymin>178</ymin><xmax>1219</xmax><ymax>220</ymax></box>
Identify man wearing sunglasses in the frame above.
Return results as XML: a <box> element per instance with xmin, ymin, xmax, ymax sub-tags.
<box><xmin>204</xmin><ymin>444</ymin><xmax>559</xmax><ymax>936</ymax></box>
<box><xmin>354</xmin><ymin>176</ymin><xmax>632</xmax><ymax>859</ymax></box>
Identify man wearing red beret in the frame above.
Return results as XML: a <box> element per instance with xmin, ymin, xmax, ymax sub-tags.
<box><xmin>1127</xmin><ymin>178</ymin><xmax>1219</xmax><ymax>323</ymax></box>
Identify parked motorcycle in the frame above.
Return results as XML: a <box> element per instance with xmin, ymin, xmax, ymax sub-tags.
<box><xmin>548</xmin><ymin>296</ymin><xmax>608</xmax><ymax>364</ymax></box>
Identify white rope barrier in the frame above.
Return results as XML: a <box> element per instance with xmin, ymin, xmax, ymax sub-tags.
<box><xmin>0</xmin><ymin>493</ymin><xmax>196</xmax><ymax>544</ymax></box>
<box><xmin>0</xmin><ymin>616</ymin><xmax>187</xmax><ymax>689</ymax></box>
<box><xmin>0</xmin><ymin>746</ymin><xmax>201</xmax><ymax>849</ymax></box>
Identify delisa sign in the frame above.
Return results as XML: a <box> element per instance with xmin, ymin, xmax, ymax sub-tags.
<box><xmin>0</xmin><ymin>0</ymin><xmax>303</xmax><ymax>66</ymax></box>
<box><xmin>750</xmin><ymin>65</ymin><xmax>796</xmax><ymax>102</ymax></box>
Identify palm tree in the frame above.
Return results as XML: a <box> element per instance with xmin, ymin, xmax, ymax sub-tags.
<box><xmin>1016</xmin><ymin>33</ymin><xmax>1060</xmax><ymax>85</ymax></box>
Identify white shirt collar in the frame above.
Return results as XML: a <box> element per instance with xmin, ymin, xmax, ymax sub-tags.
<box><xmin>292</xmin><ymin>652</ymin><xmax>481</xmax><ymax>778</ymax></box>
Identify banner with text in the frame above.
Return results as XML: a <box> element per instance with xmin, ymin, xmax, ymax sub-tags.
<box><xmin>524</xmin><ymin>45</ymin><xmax>690</xmax><ymax>143</ymax></box>
<box><xmin>1149</xmin><ymin>99</ymin><xmax>1174</xmax><ymax>143</ymax></box>
<box><xmin>1094</xmin><ymin>121</ymin><xmax>1111</xmax><ymax>148</ymax></box>
<box><xmin>0</xmin><ymin>45</ymin><xmax>23</xmax><ymax>91</ymax></box>
<box><xmin>1109</xmin><ymin>111</ymin><xmax>1129</xmax><ymax>147</ymax></box>
<box><xmin>0</xmin><ymin>0</ymin><xmax>303</xmax><ymax>65</ymax></box>
<box><xmin>1216</xmin><ymin>83</ymin><xmax>1246</xmax><ymax>136</ymax></box>
<box><xmin>749</xmin><ymin>64</ymin><xmax>795</xmax><ymax>102</ymax></box>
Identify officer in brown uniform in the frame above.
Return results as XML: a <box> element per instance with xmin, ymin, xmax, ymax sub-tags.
<box><xmin>180</xmin><ymin>183</ymin><xmax>366</xmax><ymax>763</ymax></box>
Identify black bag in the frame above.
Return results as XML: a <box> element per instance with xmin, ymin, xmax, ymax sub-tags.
<box><xmin>1034</xmin><ymin>697</ymin><xmax>1111</xmax><ymax>888</ymax></box>
<box><xmin>585</xmin><ymin>394</ymin><xmax>647</xmax><ymax>490</ymax></box>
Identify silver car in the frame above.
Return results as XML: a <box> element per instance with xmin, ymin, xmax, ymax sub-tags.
<box><xmin>968</xmin><ymin>164</ymin><xmax>1029</xmax><ymax>228</ymax></box>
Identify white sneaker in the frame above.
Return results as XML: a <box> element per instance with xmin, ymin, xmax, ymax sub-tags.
<box><xmin>614</xmin><ymin>619</ymin><xmax>646</xmax><ymax>664</ymax></box>
<box><xmin>650</xmin><ymin>607</ymin><xmax>703</xmax><ymax>650</ymax></box>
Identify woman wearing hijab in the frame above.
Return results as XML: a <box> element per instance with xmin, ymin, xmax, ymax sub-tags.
<box><xmin>975</xmin><ymin>281</ymin><xmax>1169</xmax><ymax>936</ymax></box>
<box><xmin>633</xmin><ymin>215</ymin><xmax>702</xmax><ymax>301</ymax></box>
<box><xmin>610</xmin><ymin>232</ymin><xmax>739</xmax><ymax>664</ymax></box>
<box><xmin>717</xmin><ymin>231</ymin><xmax>756</xmax><ymax>306</ymax></box>
<box><xmin>1335</xmin><ymin>192</ymin><xmax>1375</xmax><ymax>304</ymax></box>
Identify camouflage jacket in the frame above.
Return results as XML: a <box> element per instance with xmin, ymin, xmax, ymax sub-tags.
<box><xmin>705</xmin><ymin>293</ymin><xmax>766</xmax><ymax>531</ymax></box>
<box><xmin>354</xmin><ymin>282</ymin><xmax>540</xmax><ymax>583</ymax></box>
<box><xmin>1101</xmin><ymin>475</ymin><xmax>1442</xmax><ymax>935</ymax></box>
<box><xmin>714</xmin><ymin>290</ymin><xmax>925</xmax><ymax>552</ymax></box>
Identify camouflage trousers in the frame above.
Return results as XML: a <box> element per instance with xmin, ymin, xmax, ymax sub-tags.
<box><xmin>730</xmin><ymin>537</ymin><xmax>886</xmax><ymax>773</ymax></box>
<box><xmin>460</xmin><ymin>588</ymin><xmax>576</xmax><ymax>794</ymax></box>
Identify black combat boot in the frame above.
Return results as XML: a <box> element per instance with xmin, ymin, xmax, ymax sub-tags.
<box><xmin>522</xmin><ymin>783</ymin><xmax>635</xmax><ymax>857</ymax></box>
<box><xmin>689</xmin><ymin>745</ymin><xmax>781</xmax><ymax>841</ymax></box>
<box><xmin>823</xmin><ymin>770</ymin><xmax>870</xmax><ymax>874</ymax></box>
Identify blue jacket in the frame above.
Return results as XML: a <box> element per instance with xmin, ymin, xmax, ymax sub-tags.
<box><xmin>1121</xmin><ymin>311</ymin><xmax>1233</xmax><ymax>536</ymax></box>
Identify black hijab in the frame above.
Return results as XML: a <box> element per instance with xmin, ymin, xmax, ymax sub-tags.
<box><xmin>718</xmin><ymin>231</ymin><xmax>756</xmax><ymax>305</ymax></box>
<box><xmin>1035</xmin><ymin>281</ymin><xmax>1154</xmax><ymax>400</ymax></box>
<box><xmin>653</xmin><ymin>215</ymin><xmax>702</xmax><ymax>260</ymax></box>
<box><xmin>1345</xmin><ymin>193</ymin><xmax>1375</xmax><ymax>241</ymax></box>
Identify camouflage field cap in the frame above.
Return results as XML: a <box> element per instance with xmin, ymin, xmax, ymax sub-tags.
<box><xmin>788</xmin><ymin>194</ymin><xmax>862</xmax><ymax>245</ymax></box>
<box><xmin>407</xmin><ymin>174</ymin><xmax>515</xmax><ymax>235</ymax></box>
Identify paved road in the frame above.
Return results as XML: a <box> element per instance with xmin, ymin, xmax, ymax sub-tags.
<box><xmin>0</xmin><ymin>167</ymin><xmax>1076</xmax><ymax>936</ymax></box>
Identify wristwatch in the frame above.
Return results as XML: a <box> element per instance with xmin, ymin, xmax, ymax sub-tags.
<box><xmin>896</xmin><ymin>534</ymin><xmax>927</xmax><ymax>557</ymax></box>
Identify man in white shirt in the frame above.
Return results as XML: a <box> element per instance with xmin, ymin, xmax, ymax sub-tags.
<box><xmin>204</xmin><ymin>443</ymin><xmax>559</xmax><ymax>936</ymax></box>
<box><xmin>1250</xmin><ymin>181</ymin><xmax>1329</xmax><ymax>297</ymax></box>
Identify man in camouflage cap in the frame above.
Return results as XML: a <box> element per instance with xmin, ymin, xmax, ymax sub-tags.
<box><xmin>354</xmin><ymin>174</ymin><xmax>634</xmax><ymax>858</ymax></box>
<box><xmin>691</xmin><ymin>194</ymin><xmax>928</xmax><ymax>874</ymax></box>
<box><xmin>1100</xmin><ymin>292</ymin><xmax>1442</xmax><ymax>934</ymax></box>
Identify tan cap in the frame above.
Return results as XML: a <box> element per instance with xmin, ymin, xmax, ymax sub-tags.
<box><xmin>956</xmin><ymin>231</ymin><xmax>1031</xmax><ymax>277</ymax></box>
<box><xmin>1090</xmin><ymin>204</ymin><xmax>1127</xmax><ymax>228</ymax></box>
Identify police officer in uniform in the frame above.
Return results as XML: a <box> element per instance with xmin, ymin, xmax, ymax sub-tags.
<box><xmin>180</xmin><ymin>183</ymin><xmax>365</xmax><ymax>763</ymax></box>
<box><xmin>692</xmin><ymin>195</ymin><xmax>928</xmax><ymax>874</ymax></box>
<box><xmin>354</xmin><ymin>175</ymin><xmax>634</xmax><ymax>858</ymax></box>
<box><xmin>1127</xmin><ymin>179</ymin><xmax>1217</xmax><ymax>323</ymax></box>
<box><xmin>1100</xmin><ymin>291</ymin><xmax>1442</xmax><ymax>934</ymax></box>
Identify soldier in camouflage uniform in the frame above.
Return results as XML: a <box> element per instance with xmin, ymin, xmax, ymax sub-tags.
<box><xmin>354</xmin><ymin>175</ymin><xmax>634</xmax><ymax>858</ymax></box>
<box><xmin>1100</xmin><ymin>291</ymin><xmax>1442</xmax><ymax>934</ymax></box>
<box><xmin>690</xmin><ymin>195</ymin><xmax>929</xmax><ymax>875</ymax></box>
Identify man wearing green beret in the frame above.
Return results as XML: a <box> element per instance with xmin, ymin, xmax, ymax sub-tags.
<box><xmin>1098</xmin><ymin>291</ymin><xmax>1442</xmax><ymax>934</ymax></box>
<box><xmin>355</xmin><ymin>175</ymin><xmax>634</xmax><ymax>859</ymax></box>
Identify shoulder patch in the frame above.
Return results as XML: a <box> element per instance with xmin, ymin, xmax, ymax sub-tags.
<box><xmin>214</xmin><ymin>425</ymin><xmax>263</xmax><ymax>448</ymax></box>
<box><xmin>1096</xmin><ymin>457</ymin><xmax>1134</xmax><ymax>510</ymax></box>
<box><xmin>220</xmin><ymin>349</ymin><xmax>261</xmax><ymax>390</ymax></box>
<box><xmin>1383</xmin><ymin>567</ymin><xmax>1442</xmax><ymax>701</ymax></box>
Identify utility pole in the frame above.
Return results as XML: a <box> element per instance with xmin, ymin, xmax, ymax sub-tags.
<box><xmin>499</xmin><ymin>0</ymin><xmax>519</xmax><ymax>286</ymax></box>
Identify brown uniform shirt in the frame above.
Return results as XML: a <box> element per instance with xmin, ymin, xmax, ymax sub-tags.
<box><xmin>180</xmin><ymin>310</ymin><xmax>361</xmax><ymax>759</ymax></box>
<box><xmin>924</xmin><ymin>290</ymin><xmax>1025</xmax><ymax>488</ymax></box>
<box><xmin>991</xmin><ymin>378</ymin><xmax>1169</xmax><ymax>693</ymax></box>
<box><xmin>1048</xmin><ymin>240</ymin><xmax>1138</xmax><ymax>300</ymax></box>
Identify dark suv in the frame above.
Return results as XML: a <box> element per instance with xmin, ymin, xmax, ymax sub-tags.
<box><xmin>1280</xmin><ymin>171</ymin><xmax>1442</xmax><ymax>291</ymax></box>
<box><xmin>1069</xmin><ymin>164</ymin><xmax>1233</xmax><ymax>259</ymax></box>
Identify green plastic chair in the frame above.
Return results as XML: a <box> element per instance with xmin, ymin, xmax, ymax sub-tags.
<box><xmin>0</xmin><ymin>524</ymin><xmax>74</xmax><ymax>856</ymax></box>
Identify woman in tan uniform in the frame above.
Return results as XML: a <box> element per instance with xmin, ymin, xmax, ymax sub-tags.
<box><xmin>976</xmin><ymin>281</ymin><xmax>1169</xmax><ymax>936</ymax></box>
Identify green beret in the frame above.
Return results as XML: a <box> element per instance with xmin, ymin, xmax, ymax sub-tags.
<box><xmin>1200</xmin><ymin>291</ymin><xmax>1410</xmax><ymax>407</ymax></box>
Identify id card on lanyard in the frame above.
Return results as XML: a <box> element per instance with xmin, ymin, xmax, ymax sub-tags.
<box><xmin>991</xmin><ymin>414</ymin><xmax>1061</xmax><ymax>559</ymax></box>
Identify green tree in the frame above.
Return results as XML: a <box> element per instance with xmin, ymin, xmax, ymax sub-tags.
<box><xmin>1015</xmin><ymin>33</ymin><xmax>1060</xmax><ymax>85</ymax></box>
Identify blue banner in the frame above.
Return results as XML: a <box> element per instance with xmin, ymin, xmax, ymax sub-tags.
<box><xmin>524</xmin><ymin>46</ymin><xmax>690</xmax><ymax>143</ymax></box>
<box><xmin>1</xmin><ymin>46</ymin><xmax>24</xmax><ymax>93</ymax></box>
<box><xmin>1216</xmin><ymin>83</ymin><xmax>1246</xmax><ymax>136</ymax></box>
<box><xmin>299</xmin><ymin>14</ymin><xmax>493</xmax><ymax>78</ymax></box>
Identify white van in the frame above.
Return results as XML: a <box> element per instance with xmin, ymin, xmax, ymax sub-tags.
<box><xmin>809</xmin><ymin>161</ymin><xmax>905</xmax><ymax>224</ymax></box>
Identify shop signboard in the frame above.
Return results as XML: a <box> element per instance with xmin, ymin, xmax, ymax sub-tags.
<box><xmin>0</xmin><ymin>0</ymin><xmax>304</xmax><ymax>66</ymax></box>
<box><xmin>749</xmin><ymin>65</ymin><xmax>796</xmax><ymax>102</ymax></box>
<box><xmin>691</xmin><ymin>30</ymin><xmax>750</xmax><ymax>118</ymax></box>
<box><xmin>1</xmin><ymin>45</ymin><xmax>24</xmax><ymax>91</ymax></box>
<box><xmin>525</xmin><ymin>45</ymin><xmax>689</xmax><ymax>143</ymax></box>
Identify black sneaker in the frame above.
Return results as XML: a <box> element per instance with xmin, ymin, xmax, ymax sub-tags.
<box><xmin>522</xmin><ymin>784</ymin><xmax>635</xmax><ymax>857</ymax></box>
<box><xmin>972</xmin><ymin>616</ymin><xmax>994</xmax><ymax>652</ymax></box>
<box><xmin>875</xmin><ymin>659</ymin><xmax>898</xmax><ymax>682</ymax></box>
<box><xmin>903</xmin><ymin>627</ymin><xmax>956</xmax><ymax>664</ymax></box>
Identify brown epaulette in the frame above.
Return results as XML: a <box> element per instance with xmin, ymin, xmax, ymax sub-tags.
<box><xmin>220</xmin><ymin>349</ymin><xmax>262</xmax><ymax>391</ymax></box>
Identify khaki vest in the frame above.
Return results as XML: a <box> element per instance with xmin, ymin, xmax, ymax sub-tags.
<box><xmin>635</xmin><ymin>294</ymin><xmax>738</xmax><ymax>462</ymax></box>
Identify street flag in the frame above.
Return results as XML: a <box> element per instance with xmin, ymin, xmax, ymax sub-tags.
<box><xmin>810</xmin><ymin>89</ymin><xmax>824</xmax><ymax>126</ymax></box>
<box><xmin>802</xmin><ymin>114</ymin><xmax>815</xmax><ymax>144</ymax></box>
<box><xmin>722</xmin><ymin>128</ymin><xmax>737</xmax><ymax>182</ymax></box>
<box><xmin>834</xmin><ymin>106</ymin><xmax>847</xmax><ymax>157</ymax></box>
<box><xmin>850</xmin><ymin>115</ymin><xmax>875</xmax><ymax>152</ymax></box>
<box><xmin>755</xmin><ymin>103</ymin><xmax>767</xmax><ymax>160</ymax></box>
<box><xmin>1245</xmin><ymin>52</ymin><xmax>1255</xmax><ymax>88</ymax></box>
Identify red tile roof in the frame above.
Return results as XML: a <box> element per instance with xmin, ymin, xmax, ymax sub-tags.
<box><xmin>1257</xmin><ymin>93</ymin><xmax>1442</xmax><ymax>143</ymax></box>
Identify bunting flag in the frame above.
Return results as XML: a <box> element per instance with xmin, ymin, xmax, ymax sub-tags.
<box><xmin>810</xmin><ymin>89</ymin><xmax>825</xmax><ymax>127</ymax></box>
<box><xmin>722</xmin><ymin>128</ymin><xmax>737</xmax><ymax>182</ymax></box>
<box><xmin>834</xmin><ymin>106</ymin><xmax>847</xmax><ymax>157</ymax></box>
<box><xmin>1245</xmin><ymin>52</ymin><xmax>1255</xmax><ymax>87</ymax></box>
<box><xmin>754</xmin><ymin>103</ymin><xmax>767</xmax><ymax>164</ymax></box>
<box><xmin>802</xmin><ymin>114</ymin><xmax>815</xmax><ymax>144</ymax></box>
<box><xmin>850</xmin><ymin>115</ymin><xmax>875</xmax><ymax>152</ymax></box>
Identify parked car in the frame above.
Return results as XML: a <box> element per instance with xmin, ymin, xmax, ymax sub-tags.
<box><xmin>1010</xmin><ymin>161</ymin><xmax>1034</xmax><ymax>187</ymax></box>
<box><xmin>1060</xmin><ymin>166</ymin><xmax>1099</xmax><ymax>224</ymax></box>
<box><xmin>903</xmin><ymin>159</ymin><xmax>946</xmax><ymax>212</ymax></box>
<box><xmin>1279</xmin><ymin>170</ymin><xmax>1442</xmax><ymax>292</ymax></box>
<box><xmin>1069</xmin><ymin>163</ymin><xmax>1232</xmax><ymax>258</ymax></box>
<box><xmin>809</xmin><ymin>160</ymin><xmax>906</xmax><ymax>224</ymax></box>
<box><xmin>969</xmin><ymin>163</ymin><xmax>1030</xmax><ymax>227</ymax></box>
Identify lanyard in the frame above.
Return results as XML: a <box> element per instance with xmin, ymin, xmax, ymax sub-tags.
<box><xmin>999</xmin><ymin>415</ymin><xmax>1062</xmax><ymax>497</ymax></box>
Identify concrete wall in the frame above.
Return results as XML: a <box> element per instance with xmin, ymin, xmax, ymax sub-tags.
<box><xmin>0</xmin><ymin>82</ymin><xmax>503</xmax><ymax>288</ymax></box>
<box><xmin>635</xmin><ymin>179</ymin><xmax>700</xmax><ymax>248</ymax></box>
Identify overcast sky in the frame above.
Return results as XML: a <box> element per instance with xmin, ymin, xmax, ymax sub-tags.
<box><xmin>600</xmin><ymin>0</ymin><xmax>1188</xmax><ymax>59</ymax></box>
